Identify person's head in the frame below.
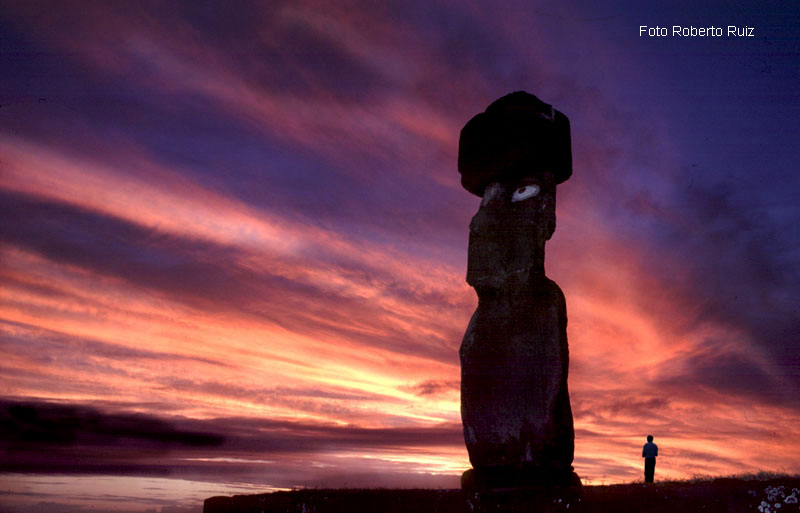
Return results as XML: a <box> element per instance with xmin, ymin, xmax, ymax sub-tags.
<box><xmin>647</xmin><ymin>435</ymin><xmax>653</xmax><ymax>442</ymax></box>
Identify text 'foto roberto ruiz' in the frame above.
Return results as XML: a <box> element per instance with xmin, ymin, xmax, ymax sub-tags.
<box><xmin>639</xmin><ymin>25</ymin><xmax>755</xmax><ymax>37</ymax></box>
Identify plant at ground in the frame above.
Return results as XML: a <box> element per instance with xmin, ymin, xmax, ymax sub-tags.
<box><xmin>757</xmin><ymin>485</ymin><xmax>800</xmax><ymax>512</ymax></box>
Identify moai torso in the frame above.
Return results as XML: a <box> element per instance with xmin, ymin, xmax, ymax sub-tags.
<box><xmin>457</xmin><ymin>92</ymin><xmax>578</xmax><ymax>488</ymax></box>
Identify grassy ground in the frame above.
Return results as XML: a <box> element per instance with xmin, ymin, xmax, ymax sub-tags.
<box><xmin>204</xmin><ymin>473</ymin><xmax>800</xmax><ymax>513</ymax></box>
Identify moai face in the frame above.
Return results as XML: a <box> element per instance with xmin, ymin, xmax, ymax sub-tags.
<box><xmin>466</xmin><ymin>170</ymin><xmax>556</xmax><ymax>293</ymax></box>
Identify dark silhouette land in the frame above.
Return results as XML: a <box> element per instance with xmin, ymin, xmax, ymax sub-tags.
<box><xmin>457</xmin><ymin>91</ymin><xmax>578</xmax><ymax>489</ymax></box>
<box><xmin>204</xmin><ymin>475</ymin><xmax>800</xmax><ymax>513</ymax></box>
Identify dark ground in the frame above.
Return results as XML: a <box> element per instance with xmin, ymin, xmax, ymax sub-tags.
<box><xmin>204</xmin><ymin>475</ymin><xmax>800</xmax><ymax>513</ymax></box>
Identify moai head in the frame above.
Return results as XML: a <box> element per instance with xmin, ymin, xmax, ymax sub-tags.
<box><xmin>458</xmin><ymin>92</ymin><xmax>572</xmax><ymax>293</ymax></box>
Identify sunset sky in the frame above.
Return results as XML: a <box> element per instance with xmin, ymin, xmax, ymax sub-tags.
<box><xmin>2</xmin><ymin>1</ymin><xmax>799</xmax><ymax>512</ymax></box>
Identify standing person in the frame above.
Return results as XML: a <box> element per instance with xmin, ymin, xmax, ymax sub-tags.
<box><xmin>642</xmin><ymin>435</ymin><xmax>658</xmax><ymax>483</ymax></box>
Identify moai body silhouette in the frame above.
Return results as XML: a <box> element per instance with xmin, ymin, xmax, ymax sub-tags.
<box><xmin>458</xmin><ymin>91</ymin><xmax>580</xmax><ymax>489</ymax></box>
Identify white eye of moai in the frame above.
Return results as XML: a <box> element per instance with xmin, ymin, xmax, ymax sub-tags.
<box><xmin>511</xmin><ymin>184</ymin><xmax>540</xmax><ymax>202</ymax></box>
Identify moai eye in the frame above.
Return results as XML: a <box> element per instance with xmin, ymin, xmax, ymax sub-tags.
<box><xmin>511</xmin><ymin>184</ymin><xmax>540</xmax><ymax>202</ymax></box>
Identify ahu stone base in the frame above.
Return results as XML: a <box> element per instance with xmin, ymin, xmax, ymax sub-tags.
<box><xmin>461</xmin><ymin>466</ymin><xmax>582</xmax><ymax>491</ymax></box>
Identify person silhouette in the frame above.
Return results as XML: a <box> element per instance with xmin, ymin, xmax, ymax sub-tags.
<box><xmin>642</xmin><ymin>435</ymin><xmax>658</xmax><ymax>482</ymax></box>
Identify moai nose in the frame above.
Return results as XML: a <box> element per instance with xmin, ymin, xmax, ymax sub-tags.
<box><xmin>479</xmin><ymin>182</ymin><xmax>505</xmax><ymax>208</ymax></box>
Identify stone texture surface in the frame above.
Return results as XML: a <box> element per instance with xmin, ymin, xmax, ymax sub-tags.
<box><xmin>458</xmin><ymin>91</ymin><xmax>578</xmax><ymax>489</ymax></box>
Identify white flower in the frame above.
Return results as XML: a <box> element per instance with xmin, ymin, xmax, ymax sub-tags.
<box><xmin>783</xmin><ymin>495</ymin><xmax>797</xmax><ymax>504</ymax></box>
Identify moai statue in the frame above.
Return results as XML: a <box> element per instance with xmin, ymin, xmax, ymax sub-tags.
<box><xmin>458</xmin><ymin>91</ymin><xmax>580</xmax><ymax>489</ymax></box>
